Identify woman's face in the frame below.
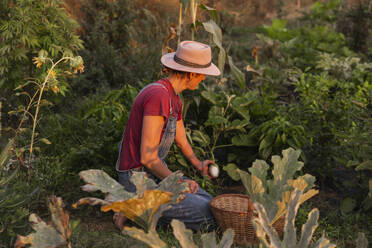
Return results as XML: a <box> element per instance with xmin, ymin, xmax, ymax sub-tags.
<box><xmin>186</xmin><ymin>73</ymin><xmax>205</xmax><ymax>90</ymax></box>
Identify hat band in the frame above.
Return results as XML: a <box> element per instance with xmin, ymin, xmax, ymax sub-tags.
<box><xmin>174</xmin><ymin>54</ymin><xmax>211</xmax><ymax>68</ymax></box>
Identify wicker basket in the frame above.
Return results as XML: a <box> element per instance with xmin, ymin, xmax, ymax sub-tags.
<box><xmin>209</xmin><ymin>194</ymin><xmax>284</xmax><ymax>246</ymax></box>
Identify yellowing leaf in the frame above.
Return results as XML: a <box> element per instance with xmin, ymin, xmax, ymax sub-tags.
<box><xmin>101</xmin><ymin>190</ymin><xmax>172</xmax><ymax>222</ymax></box>
<box><xmin>251</xmin><ymin>175</ymin><xmax>265</xmax><ymax>194</ymax></box>
<box><xmin>287</xmin><ymin>177</ymin><xmax>308</xmax><ymax>191</ymax></box>
<box><xmin>272</xmin><ymin>191</ymin><xmax>291</xmax><ymax>225</ymax></box>
<box><xmin>15</xmin><ymin>196</ymin><xmax>70</xmax><ymax>248</ymax></box>
<box><xmin>271</xmin><ymin>189</ymin><xmax>318</xmax><ymax>225</ymax></box>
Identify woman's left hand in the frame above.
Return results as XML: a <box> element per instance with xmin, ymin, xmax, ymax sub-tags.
<box><xmin>199</xmin><ymin>160</ymin><xmax>214</xmax><ymax>178</ymax></box>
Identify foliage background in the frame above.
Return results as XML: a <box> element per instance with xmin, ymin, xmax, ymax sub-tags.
<box><xmin>1</xmin><ymin>0</ymin><xmax>372</xmax><ymax>247</ymax></box>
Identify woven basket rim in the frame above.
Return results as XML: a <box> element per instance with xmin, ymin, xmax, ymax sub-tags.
<box><xmin>209</xmin><ymin>193</ymin><xmax>253</xmax><ymax>215</ymax></box>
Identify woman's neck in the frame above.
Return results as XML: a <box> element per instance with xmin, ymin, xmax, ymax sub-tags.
<box><xmin>167</xmin><ymin>74</ymin><xmax>186</xmax><ymax>95</ymax></box>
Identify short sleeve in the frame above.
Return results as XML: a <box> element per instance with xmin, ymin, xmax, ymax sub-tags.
<box><xmin>143</xmin><ymin>87</ymin><xmax>170</xmax><ymax>118</ymax></box>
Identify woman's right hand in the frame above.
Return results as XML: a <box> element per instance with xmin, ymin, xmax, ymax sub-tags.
<box><xmin>182</xmin><ymin>179</ymin><xmax>199</xmax><ymax>194</ymax></box>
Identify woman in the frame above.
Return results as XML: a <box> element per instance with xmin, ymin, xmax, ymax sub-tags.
<box><xmin>114</xmin><ymin>40</ymin><xmax>220</xmax><ymax>231</ymax></box>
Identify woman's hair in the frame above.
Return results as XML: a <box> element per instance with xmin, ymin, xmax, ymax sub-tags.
<box><xmin>161</xmin><ymin>66</ymin><xmax>191</xmax><ymax>78</ymax></box>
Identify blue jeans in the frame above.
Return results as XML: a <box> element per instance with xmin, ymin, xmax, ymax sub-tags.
<box><xmin>118</xmin><ymin>170</ymin><xmax>215</xmax><ymax>231</ymax></box>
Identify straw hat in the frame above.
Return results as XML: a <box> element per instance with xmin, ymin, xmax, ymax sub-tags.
<box><xmin>161</xmin><ymin>41</ymin><xmax>220</xmax><ymax>76</ymax></box>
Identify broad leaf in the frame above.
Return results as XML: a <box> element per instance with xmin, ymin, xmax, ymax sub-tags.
<box><xmin>231</xmin><ymin>134</ymin><xmax>256</xmax><ymax>147</ymax></box>
<box><xmin>130</xmin><ymin>171</ymin><xmax>157</xmax><ymax>196</ymax></box>
<box><xmin>271</xmin><ymin>148</ymin><xmax>303</xmax><ymax>185</ymax></box>
<box><xmin>248</xmin><ymin>160</ymin><xmax>269</xmax><ymax>190</ymax></box>
<box><xmin>15</xmin><ymin>214</ymin><xmax>66</xmax><ymax>248</ymax></box>
<box><xmin>203</xmin><ymin>19</ymin><xmax>226</xmax><ymax>76</ymax></box>
<box><xmin>171</xmin><ymin>219</ymin><xmax>198</xmax><ymax>248</ymax></box>
<box><xmin>297</xmin><ymin>209</ymin><xmax>319</xmax><ymax>248</ymax></box>
<box><xmin>124</xmin><ymin>227</ymin><xmax>167</xmax><ymax>248</ymax></box>
<box><xmin>101</xmin><ymin>190</ymin><xmax>172</xmax><ymax>231</ymax></box>
<box><xmin>78</xmin><ymin>169</ymin><xmax>134</xmax><ymax>202</ymax></box>
<box><xmin>201</xmin><ymin>90</ymin><xmax>218</xmax><ymax>105</ymax></box>
<box><xmin>218</xmin><ymin>228</ymin><xmax>234</xmax><ymax>248</ymax></box>
<box><xmin>201</xmin><ymin>232</ymin><xmax>217</xmax><ymax>248</ymax></box>
<box><xmin>15</xmin><ymin>196</ymin><xmax>70</xmax><ymax>248</ymax></box>
<box><xmin>223</xmin><ymin>163</ymin><xmax>240</xmax><ymax>181</ymax></box>
<box><xmin>228</xmin><ymin>55</ymin><xmax>245</xmax><ymax>90</ymax></box>
<box><xmin>192</xmin><ymin>130</ymin><xmax>210</xmax><ymax>147</ymax></box>
<box><xmin>74</xmin><ymin>170</ymin><xmax>187</xmax><ymax>230</ymax></box>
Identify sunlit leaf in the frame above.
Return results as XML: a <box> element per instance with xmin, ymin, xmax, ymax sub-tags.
<box><xmin>101</xmin><ymin>190</ymin><xmax>172</xmax><ymax>229</ymax></box>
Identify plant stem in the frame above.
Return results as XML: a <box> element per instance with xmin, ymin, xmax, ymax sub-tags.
<box><xmin>28</xmin><ymin>57</ymin><xmax>72</xmax><ymax>163</ymax></box>
<box><xmin>178</xmin><ymin>2</ymin><xmax>182</xmax><ymax>45</ymax></box>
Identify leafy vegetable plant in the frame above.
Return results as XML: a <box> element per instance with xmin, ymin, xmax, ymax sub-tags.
<box><xmin>234</xmin><ymin>148</ymin><xmax>318</xmax><ymax>223</ymax></box>
<box><xmin>253</xmin><ymin>189</ymin><xmax>336</xmax><ymax>248</ymax></box>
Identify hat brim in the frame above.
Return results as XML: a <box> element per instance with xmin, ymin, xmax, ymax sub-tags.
<box><xmin>161</xmin><ymin>52</ymin><xmax>221</xmax><ymax>76</ymax></box>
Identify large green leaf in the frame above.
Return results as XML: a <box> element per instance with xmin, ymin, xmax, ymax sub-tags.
<box><xmin>253</xmin><ymin>190</ymin><xmax>335</xmax><ymax>248</ymax></box>
<box><xmin>248</xmin><ymin>160</ymin><xmax>269</xmax><ymax>190</ymax></box>
<box><xmin>271</xmin><ymin>148</ymin><xmax>303</xmax><ymax>184</ymax></box>
<box><xmin>191</xmin><ymin>130</ymin><xmax>210</xmax><ymax>147</ymax></box>
<box><xmin>217</xmin><ymin>228</ymin><xmax>234</xmax><ymax>248</ymax></box>
<box><xmin>130</xmin><ymin>171</ymin><xmax>157</xmax><ymax>196</ymax></box>
<box><xmin>231</xmin><ymin>134</ymin><xmax>256</xmax><ymax>147</ymax></box>
<box><xmin>228</xmin><ymin>55</ymin><xmax>245</xmax><ymax>90</ymax></box>
<box><xmin>201</xmin><ymin>90</ymin><xmax>218</xmax><ymax>105</ymax></box>
<box><xmin>205</xmin><ymin>116</ymin><xmax>227</xmax><ymax>126</ymax></box>
<box><xmin>78</xmin><ymin>169</ymin><xmax>135</xmax><ymax>202</ymax></box>
<box><xmin>226</xmin><ymin>119</ymin><xmax>250</xmax><ymax>131</ymax></box>
<box><xmin>205</xmin><ymin>106</ymin><xmax>227</xmax><ymax>126</ymax></box>
<box><xmin>223</xmin><ymin>163</ymin><xmax>240</xmax><ymax>181</ymax></box>
<box><xmin>74</xmin><ymin>170</ymin><xmax>187</xmax><ymax>230</ymax></box>
<box><xmin>202</xmin><ymin>19</ymin><xmax>226</xmax><ymax>76</ymax></box>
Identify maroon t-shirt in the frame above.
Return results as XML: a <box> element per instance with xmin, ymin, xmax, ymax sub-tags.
<box><xmin>118</xmin><ymin>78</ymin><xmax>182</xmax><ymax>171</ymax></box>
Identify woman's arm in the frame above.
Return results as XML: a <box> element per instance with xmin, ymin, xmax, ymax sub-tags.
<box><xmin>140</xmin><ymin>115</ymin><xmax>173</xmax><ymax>179</ymax></box>
<box><xmin>175</xmin><ymin>119</ymin><xmax>213</xmax><ymax>176</ymax></box>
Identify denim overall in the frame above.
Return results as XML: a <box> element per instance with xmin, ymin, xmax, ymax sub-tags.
<box><xmin>116</xmin><ymin>83</ymin><xmax>215</xmax><ymax>231</ymax></box>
